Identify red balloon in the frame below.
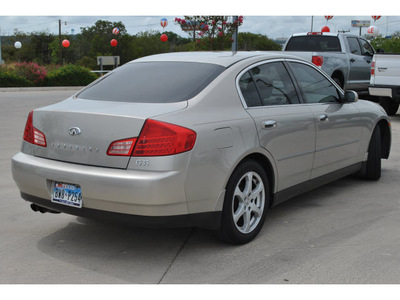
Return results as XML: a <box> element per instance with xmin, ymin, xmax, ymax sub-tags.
<box><xmin>321</xmin><ymin>26</ymin><xmax>330</xmax><ymax>32</ymax></box>
<box><xmin>325</xmin><ymin>16</ymin><xmax>333</xmax><ymax>20</ymax></box>
<box><xmin>160</xmin><ymin>34</ymin><xmax>168</xmax><ymax>42</ymax></box>
<box><xmin>110</xmin><ymin>39</ymin><xmax>118</xmax><ymax>47</ymax></box>
<box><xmin>372</xmin><ymin>16</ymin><xmax>381</xmax><ymax>21</ymax></box>
<box><xmin>62</xmin><ymin>39</ymin><xmax>70</xmax><ymax>48</ymax></box>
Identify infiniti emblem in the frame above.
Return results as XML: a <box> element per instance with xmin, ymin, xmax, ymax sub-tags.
<box><xmin>68</xmin><ymin>127</ymin><xmax>82</xmax><ymax>136</ymax></box>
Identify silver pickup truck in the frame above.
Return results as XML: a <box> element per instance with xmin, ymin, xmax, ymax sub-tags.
<box><xmin>283</xmin><ymin>32</ymin><xmax>375</xmax><ymax>95</ymax></box>
<box><xmin>369</xmin><ymin>53</ymin><xmax>400</xmax><ymax>115</ymax></box>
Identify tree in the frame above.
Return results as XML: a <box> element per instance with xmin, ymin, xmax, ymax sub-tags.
<box><xmin>79</xmin><ymin>20</ymin><xmax>128</xmax><ymax>59</ymax></box>
<box><xmin>175</xmin><ymin>16</ymin><xmax>244</xmax><ymax>50</ymax></box>
<box><xmin>238</xmin><ymin>32</ymin><xmax>281</xmax><ymax>51</ymax></box>
<box><xmin>370</xmin><ymin>35</ymin><xmax>400</xmax><ymax>53</ymax></box>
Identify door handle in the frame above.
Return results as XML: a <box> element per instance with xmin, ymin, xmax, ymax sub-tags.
<box><xmin>350</xmin><ymin>58</ymin><xmax>355</xmax><ymax>63</ymax></box>
<box><xmin>318</xmin><ymin>114</ymin><xmax>329</xmax><ymax>121</ymax></box>
<box><xmin>261</xmin><ymin>120</ymin><xmax>277</xmax><ymax>129</ymax></box>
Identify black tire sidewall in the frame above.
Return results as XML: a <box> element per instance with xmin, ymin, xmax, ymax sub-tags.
<box><xmin>365</xmin><ymin>126</ymin><xmax>382</xmax><ymax>180</ymax></box>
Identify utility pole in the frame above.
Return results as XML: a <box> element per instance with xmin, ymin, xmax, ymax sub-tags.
<box><xmin>0</xmin><ymin>28</ymin><xmax>3</xmax><ymax>65</ymax></box>
<box><xmin>232</xmin><ymin>16</ymin><xmax>238</xmax><ymax>54</ymax></box>
<box><xmin>59</xmin><ymin>19</ymin><xmax>62</xmax><ymax>65</ymax></box>
<box><xmin>311</xmin><ymin>16</ymin><xmax>314</xmax><ymax>32</ymax></box>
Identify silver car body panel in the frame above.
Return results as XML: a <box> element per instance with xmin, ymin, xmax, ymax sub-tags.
<box><xmin>11</xmin><ymin>51</ymin><xmax>391</xmax><ymax>222</ymax></box>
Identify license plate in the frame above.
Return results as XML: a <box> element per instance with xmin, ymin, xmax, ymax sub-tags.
<box><xmin>51</xmin><ymin>182</ymin><xmax>82</xmax><ymax>208</ymax></box>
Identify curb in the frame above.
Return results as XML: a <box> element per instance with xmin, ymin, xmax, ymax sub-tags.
<box><xmin>0</xmin><ymin>86</ymin><xmax>85</xmax><ymax>93</ymax></box>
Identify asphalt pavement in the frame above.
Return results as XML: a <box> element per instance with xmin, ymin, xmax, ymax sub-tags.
<box><xmin>1</xmin><ymin>88</ymin><xmax>400</xmax><ymax>285</ymax></box>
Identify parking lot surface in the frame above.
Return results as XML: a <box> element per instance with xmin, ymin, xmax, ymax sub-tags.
<box><xmin>1</xmin><ymin>89</ymin><xmax>400</xmax><ymax>284</ymax></box>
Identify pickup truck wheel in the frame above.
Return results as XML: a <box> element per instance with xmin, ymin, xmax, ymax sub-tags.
<box><xmin>217</xmin><ymin>159</ymin><xmax>270</xmax><ymax>244</ymax></box>
<box><xmin>379</xmin><ymin>97</ymin><xmax>399</xmax><ymax>116</ymax></box>
<box><xmin>364</xmin><ymin>126</ymin><xmax>381</xmax><ymax>181</ymax></box>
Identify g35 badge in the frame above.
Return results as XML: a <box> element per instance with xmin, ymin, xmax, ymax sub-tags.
<box><xmin>136</xmin><ymin>159</ymin><xmax>150</xmax><ymax>167</ymax></box>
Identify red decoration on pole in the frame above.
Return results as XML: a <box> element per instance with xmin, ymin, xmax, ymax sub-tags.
<box><xmin>110</xmin><ymin>39</ymin><xmax>118</xmax><ymax>47</ymax></box>
<box><xmin>321</xmin><ymin>26</ymin><xmax>330</xmax><ymax>32</ymax></box>
<box><xmin>372</xmin><ymin>16</ymin><xmax>381</xmax><ymax>21</ymax></box>
<box><xmin>62</xmin><ymin>39</ymin><xmax>70</xmax><ymax>48</ymax></box>
<box><xmin>160</xmin><ymin>34</ymin><xmax>168</xmax><ymax>42</ymax></box>
<box><xmin>325</xmin><ymin>16</ymin><xmax>333</xmax><ymax>20</ymax></box>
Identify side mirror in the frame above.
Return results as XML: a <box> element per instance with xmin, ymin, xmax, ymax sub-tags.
<box><xmin>344</xmin><ymin>90</ymin><xmax>358</xmax><ymax>103</ymax></box>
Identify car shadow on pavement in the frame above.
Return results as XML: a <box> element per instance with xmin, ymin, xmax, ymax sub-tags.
<box><xmin>35</xmin><ymin>173</ymin><xmax>396</xmax><ymax>284</ymax></box>
<box><xmin>35</xmin><ymin>215</ymin><xmax>223</xmax><ymax>283</ymax></box>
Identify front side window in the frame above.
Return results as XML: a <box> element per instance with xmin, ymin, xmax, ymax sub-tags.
<box><xmin>77</xmin><ymin>61</ymin><xmax>225</xmax><ymax>103</ymax></box>
<box><xmin>289</xmin><ymin>62</ymin><xmax>341</xmax><ymax>104</ymax></box>
<box><xmin>239</xmin><ymin>62</ymin><xmax>299</xmax><ymax>107</ymax></box>
<box><xmin>359</xmin><ymin>39</ymin><xmax>374</xmax><ymax>56</ymax></box>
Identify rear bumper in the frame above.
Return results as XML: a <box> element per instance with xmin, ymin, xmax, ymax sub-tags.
<box><xmin>11</xmin><ymin>152</ymin><xmax>191</xmax><ymax>217</ymax></box>
<box><xmin>369</xmin><ymin>85</ymin><xmax>400</xmax><ymax>99</ymax></box>
<box><xmin>20</xmin><ymin>192</ymin><xmax>221</xmax><ymax>230</ymax></box>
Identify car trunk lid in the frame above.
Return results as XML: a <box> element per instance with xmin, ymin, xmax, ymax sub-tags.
<box><xmin>31</xmin><ymin>97</ymin><xmax>187</xmax><ymax>169</ymax></box>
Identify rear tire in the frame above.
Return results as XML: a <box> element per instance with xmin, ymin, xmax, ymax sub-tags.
<box><xmin>217</xmin><ymin>159</ymin><xmax>270</xmax><ymax>244</ymax></box>
<box><xmin>379</xmin><ymin>97</ymin><xmax>399</xmax><ymax>116</ymax></box>
<box><xmin>364</xmin><ymin>126</ymin><xmax>381</xmax><ymax>181</ymax></box>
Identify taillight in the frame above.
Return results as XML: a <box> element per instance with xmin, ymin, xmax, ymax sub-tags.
<box><xmin>107</xmin><ymin>138</ymin><xmax>137</xmax><ymax>156</ymax></box>
<box><xmin>312</xmin><ymin>55</ymin><xmax>324</xmax><ymax>67</ymax></box>
<box><xmin>132</xmin><ymin>119</ymin><xmax>196</xmax><ymax>156</ymax></box>
<box><xmin>107</xmin><ymin>119</ymin><xmax>196</xmax><ymax>157</ymax></box>
<box><xmin>23</xmin><ymin>111</ymin><xmax>47</xmax><ymax>147</ymax></box>
<box><xmin>371</xmin><ymin>61</ymin><xmax>375</xmax><ymax>76</ymax></box>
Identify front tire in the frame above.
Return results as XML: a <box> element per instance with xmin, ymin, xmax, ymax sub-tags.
<box><xmin>217</xmin><ymin>160</ymin><xmax>270</xmax><ymax>244</ymax></box>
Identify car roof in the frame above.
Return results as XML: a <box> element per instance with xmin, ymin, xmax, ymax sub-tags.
<box><xmin>131</xmin><ymin>51</ymin><xmax>292</xmax><ymax>68</ymax></box>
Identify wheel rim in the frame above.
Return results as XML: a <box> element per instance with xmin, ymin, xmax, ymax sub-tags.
<box><xmin>231</xmin><ymin>171</ymin><xmax>265</xmax><ymax>234</ymax></box>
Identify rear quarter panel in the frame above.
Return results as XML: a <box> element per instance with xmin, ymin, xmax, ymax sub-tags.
<box><xmin>155</xmin><ymin>59</ymin><xmax>278</xmax><ymax>215</ymax></box>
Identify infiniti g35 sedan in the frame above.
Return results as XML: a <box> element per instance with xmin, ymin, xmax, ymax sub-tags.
<box><xmin>11</xmin><ymin>51</ymin><xmax>391</xmax><ymax>244</ymax></box>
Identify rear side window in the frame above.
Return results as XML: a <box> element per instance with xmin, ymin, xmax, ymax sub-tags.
<box><xmin>77</xmin><ymin>61</ymin><xmax>225</xmax><ymax>103</ymax></box>
<box><xmin>285</xmin><ymin>36</ymin><xmax>341</xmax><ymax>52</ymax></box>
<box><xmin>347</xmin><ymin>37</ymin><xmax>361</xmax><ymax>55</ymax></box>
<box><xmin>239</xmin><ymin>62</ymin><xmax>300</xmax><ymax>107</ymax></box>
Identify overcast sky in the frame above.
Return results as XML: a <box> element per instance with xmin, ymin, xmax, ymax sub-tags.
<box><xmin>1</xmin><ymin>0</ymin><xmax>399</xmax><ymax>39</ymax></box>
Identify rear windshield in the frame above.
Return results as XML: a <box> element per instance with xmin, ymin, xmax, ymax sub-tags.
<box><xmin>285</xmin><ymin>36</ymin><xmax>341</xmax><ymax>52</ymax></box>
<box><xmin>77</xmin><ymin>61</ymin><xmax>225</xmax><ymax>103</ymax></box>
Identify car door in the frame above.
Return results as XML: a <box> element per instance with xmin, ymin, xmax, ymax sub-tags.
<box><xmin>287</xmin><ymin>61</ymin><xmax>363</xmax><ymax>179</ymax></box>
<box><xmin>346</xmin><ymin>36</ymin><xmax>374</xmax><ymax>91</ymax></box>
<box><xmin>237</xmin><ymin>60</ymin><xmax>316</xmax><ymax>191</ymax></box>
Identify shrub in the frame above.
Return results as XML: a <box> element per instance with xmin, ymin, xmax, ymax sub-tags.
<box><xmin>0</xmin><ymin>66</ymin><xmax>33</xmax><ymax>87</ymax></box>
<box><xmin>46</xmin><ymin>64</ymin><xmax>99</xmax><ymax>86</ymax></box>
<box><xmin>14</xmin><ymin>62</ymin><xmax>47</xmax><ymax>86</ymax></box>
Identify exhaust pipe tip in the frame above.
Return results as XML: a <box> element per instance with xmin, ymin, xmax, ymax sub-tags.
<box><xmin>30</xmin><ymin>203</ymin><xmax>61</xmax><ymax>214</ymax></box>
<box><xmin>30</xmin><ymin>203</ymin><xmax>39</xmax><ymax>212</ymax></box>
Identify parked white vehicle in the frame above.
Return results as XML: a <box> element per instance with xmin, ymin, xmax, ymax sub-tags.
<box><xmin>369</xmin><ymin>53</ymin><xmax>400</xmax><ymax>115</ymax></box>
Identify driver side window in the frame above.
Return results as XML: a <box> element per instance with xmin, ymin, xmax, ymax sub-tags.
<box><xmin>289</xmin><ymin>62</ymin><xmax>341</xmax><ymax>104</ymax></box>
